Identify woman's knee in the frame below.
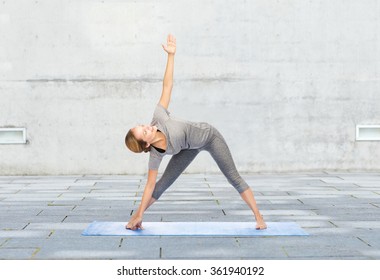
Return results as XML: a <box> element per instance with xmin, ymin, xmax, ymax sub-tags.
<box><xmin>151</xmin><ymin>185</ymin><xmax>164</xmax><ymax>200</ymax></box>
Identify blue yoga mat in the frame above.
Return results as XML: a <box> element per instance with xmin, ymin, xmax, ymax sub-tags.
<box><xmin>82</xmin><ymin>222</ymin><xmax>308</xmax><ymax>236</ymax></box>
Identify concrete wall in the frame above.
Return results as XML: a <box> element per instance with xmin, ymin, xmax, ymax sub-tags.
<box><xmin>1</xmin><ymin>0</ymin><xmax>379</xmax><ymax>175</ymax></box>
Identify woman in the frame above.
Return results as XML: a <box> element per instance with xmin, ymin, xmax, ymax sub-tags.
<box><xmin>125</xmin><ymin>34</ymin><xmax>267</xmax><ymax>230</ymax></box>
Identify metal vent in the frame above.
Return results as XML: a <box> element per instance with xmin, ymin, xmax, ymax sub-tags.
<box><xmin>0</xmin><ymin>128</ymin><xmax>27</xmax><ymax>144</ymax></box>
<box><xmin>356</xmin><ymin>125</ymin><xmax>380</xmax><ymax>141</ymax></box>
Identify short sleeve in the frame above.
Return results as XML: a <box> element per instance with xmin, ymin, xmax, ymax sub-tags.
<box><xmin>152</xmin><ymin>103</ymin><xmax>170</xmax><ymax>123</ymax></box>
<box><xmin>148</xmin><ymin>153</ymin><xmax>163</xmax><ymax>170</ymax></box>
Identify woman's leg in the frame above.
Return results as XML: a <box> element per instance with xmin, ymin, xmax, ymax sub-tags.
<box><xmin>240</xmin><ymin>188</ymin><xmax>266</xmax><ymax>229</ymax></box>
<box><xmin>151</xmin><ymin>149</ymin><xmax>200</xmax><ymax>200</ymax></box>
<box><xmin>204</xmin><ymin>131</ymin><xmax>266</xmax><ymax>229</ymax></box>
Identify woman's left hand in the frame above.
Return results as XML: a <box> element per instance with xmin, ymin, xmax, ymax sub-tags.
<box><xmin>162</xmin><ymin>34</ymin><xmax>176</xmax><ymax>54</ymax></box>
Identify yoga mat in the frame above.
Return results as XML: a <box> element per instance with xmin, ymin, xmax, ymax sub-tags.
<box><xmin>82</xmin><ymin>222</ymin><xmax>309</xmax><ymax>236</ymax></box>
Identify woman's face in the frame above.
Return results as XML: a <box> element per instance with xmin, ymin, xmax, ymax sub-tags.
<box><xmin>132</xmin><ymin>124</ymin><xmax>157</xmax><ymax>145</ymax></box>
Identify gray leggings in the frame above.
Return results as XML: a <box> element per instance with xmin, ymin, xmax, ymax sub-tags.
<box><xmin>152</xmin><ymin>128</ymin><xmax>250</xmax><ymax>200</ymax></box>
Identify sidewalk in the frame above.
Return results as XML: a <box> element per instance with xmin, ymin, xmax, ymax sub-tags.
<box><xmin>0</xmin><ymin>172</ymin><xmax>379</xmax><ymax>259</ymax></box>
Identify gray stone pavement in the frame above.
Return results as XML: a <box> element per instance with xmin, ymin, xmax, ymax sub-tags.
<box><xmin>0</xmin><ymin>172</ymin><xmax>380</xmax><ymax>260</ymax></box>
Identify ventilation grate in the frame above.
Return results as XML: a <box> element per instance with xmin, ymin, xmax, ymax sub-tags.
<box><xmin>0</xmin><ymin>128</ymin><xmax>27</xmax><ymax>144</ymax></box>
<box><xmin>356</xmin><ymin>125</ymin><xmax>380</xmax><ymax>141</ymax></box>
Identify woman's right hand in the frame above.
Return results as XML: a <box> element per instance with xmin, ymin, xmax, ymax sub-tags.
<box><xmin>125</xmin><ymin>214</ymin><xmax>144</xmax><ymax>230</ymax></box>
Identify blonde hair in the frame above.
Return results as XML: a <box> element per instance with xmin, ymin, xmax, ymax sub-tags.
<box><xmin>125</xmin><ymin>129</ymin><xmax>151</xmax><ymax>153</ymax></box>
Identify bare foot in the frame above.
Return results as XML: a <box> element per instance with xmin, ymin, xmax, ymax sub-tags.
<box><xmin>255</xmin><ymin>215</ymin><xmax>267</xmax><ymax>230</ymax></box>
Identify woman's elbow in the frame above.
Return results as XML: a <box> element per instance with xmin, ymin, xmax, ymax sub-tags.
<box><xmin>163</xmin><ymin>83</ymin><xmax>173</xmax><ymax>91</ymax></box>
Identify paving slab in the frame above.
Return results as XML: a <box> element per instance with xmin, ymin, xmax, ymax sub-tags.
<box><xmin>283</xmin><ymin>246</ymin><xmax>365</xmax><ymax>259</ymax></box>
<box><xmin>1</xmin><ymin>172</ymin><xmax>380</xmax><ymax>260</ymax></box>
<box><xmin>160</xmin><ymin>237</ymin><xmax>241</xmax><ymax>259</ymax></box>
<box><xmin>0</xmin><ymin>223</ymin><xmax>31</xmax><ymax>230</ymax></box>
<box><xmin>0</xmin><ymin>230</ymin><xmax>51</xmax><ymax>238</ymax></box>
<box><xmin>35</xmin><ymin>248</ymin><xmax>150</xmax><ymax>260</ymax></box>
<box><xmin>0</xmin><ymin>248</ymin><xmax>40</xmax><ymax>260</ymax></box>
<box><xmin>2</xmin><ymin>237</ymin><xmax>50</xmax><ymax>248</ymax></box>
<box><xmin>330</xmin><ymin>221</ymin><xmax>380</xmax><ymax>229</ymax></box>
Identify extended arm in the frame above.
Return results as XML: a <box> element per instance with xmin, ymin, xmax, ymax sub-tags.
<box><xmin>125</xmin><ymin>169</ymin><xmax>158</xmax><ymax>230</ymax></box>
<box><xmin>159</xmin><ymin>34</ymin><xmax>176</xmax><ymax>110</ymax></box>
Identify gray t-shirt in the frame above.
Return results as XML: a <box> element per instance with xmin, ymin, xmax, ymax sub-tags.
<box><xmin>148</xmin><ymin>104</ymin><xmax>212</xmax><ymax>170</ymax></box>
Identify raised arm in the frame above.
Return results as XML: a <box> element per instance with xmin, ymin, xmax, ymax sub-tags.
<box><xmin>159</xmin><ymin>34</ymin><xmax>176</xmax><ymax>109</ymax></box>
